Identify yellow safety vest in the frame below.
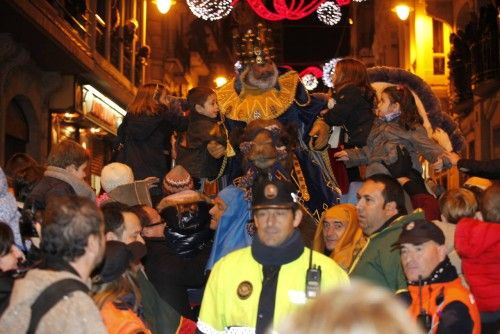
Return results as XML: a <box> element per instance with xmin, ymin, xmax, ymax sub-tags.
<box><xmin>197</xmin><ymin>246</ymin><xmax>349</xmax><ymax>333</ymax></box>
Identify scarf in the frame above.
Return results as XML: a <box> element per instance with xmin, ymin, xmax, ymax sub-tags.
<box><xmin>251</xmin><ymin>229</ymin><xmax>304</xmax><ymax>266</ymax></box>
<box><xmin>313</xmin><ymin>204</ymin><xmax>366</xmax><ymax>271</ymax></box>
<box><xmin>44</xmin><ymin>166</ymin><xmax>96</xmax><ymax>200</ymax></box>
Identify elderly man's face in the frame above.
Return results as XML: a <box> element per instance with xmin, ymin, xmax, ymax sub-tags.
<box><xmin>400</xmin><ymin>241</ymin><xmax>447</xmax><ymax>281</ymax></box>
<box><xmin>246</xmin><ymin>62</ymin><xmax>278</xmax><ymax>90</ymax></box>
<box><xmin>251</xmin><ymin>62</ymin><xmax>276</xmax><ymax>80</ymax></box>
<box><xmin>322</xmin><ymin>218</ymin><xmax>347</xmax><ymax>251</ymax></box>
<box><xmin>209</xmin><ymin>197</ymin><xmax>227</xmax><ymax>230</ymax></box>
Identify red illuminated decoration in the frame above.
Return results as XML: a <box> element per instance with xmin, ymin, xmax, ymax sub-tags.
<box><xmin>336</xmin><ymin>0</ymin><xmax>351</xmax><ymax>5</ymax></box>
<box><xmin>246</xmin><ymin>0</ymin><xmax>326</xmax><ymax>21</ymax></box>
<box><xmin>299</xmin><ymin>66</ymin><xmax>323</xmax><ymax>78</ymax></box>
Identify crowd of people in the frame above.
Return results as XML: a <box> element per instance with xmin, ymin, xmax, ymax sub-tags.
<box><xmin>0</xmin><ymin>53</ymin><xmax>499</xmax><ymax>334</ymax></box>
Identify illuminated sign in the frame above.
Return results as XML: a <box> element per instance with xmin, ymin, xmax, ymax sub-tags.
<box><xmin>81</xmin><ymin>84</ymin><xmax>126</xmax><ymax>135</ymax></box>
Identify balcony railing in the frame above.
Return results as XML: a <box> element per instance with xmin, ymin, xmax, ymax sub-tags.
<box><xmin>44</xmin><ymin>0</ymin><xmax>145</xmax><ymax>86</ymax></box>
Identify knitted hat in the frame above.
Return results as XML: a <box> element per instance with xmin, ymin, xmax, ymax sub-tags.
<box><xmin>163</xmin><ymin>165</ymin><xmax>194</xmax><ymax>195</ymax></box>
<box><xmin>101</xmin><ymin>163</ymin><xmax>134</xmax><ymax>193</ymax></box>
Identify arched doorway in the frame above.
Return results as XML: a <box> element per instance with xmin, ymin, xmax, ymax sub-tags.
<box><xmin>4</xmin><ymin>96</ymin><xmax>32</xmax><ymax>162</ymax></box>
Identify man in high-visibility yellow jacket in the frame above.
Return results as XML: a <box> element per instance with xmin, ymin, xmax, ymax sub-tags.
<box><xmin>197</xmin><ymin>179</ymin><xmax>349</xmax><ymax>334</ymax></box>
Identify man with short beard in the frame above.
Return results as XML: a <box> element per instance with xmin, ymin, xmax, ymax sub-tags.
<box><xmin>349</xmin><ymin>174</ymin><xmax>425</xmax><ymax>292</ymax></box>
<box><xmin>0</xmin><ymin>196</ymin><xmax>107</xmax><ymax>333</ymax></box>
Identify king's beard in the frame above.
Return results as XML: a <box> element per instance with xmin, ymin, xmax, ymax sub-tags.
<box><xmin>242</xmin><ymin>65</ymin><xmax>279</xmax><ymax>91</ymax></box>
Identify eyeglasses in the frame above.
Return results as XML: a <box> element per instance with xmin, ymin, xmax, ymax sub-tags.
<box><xmin>144</xmin><ymin>219</ymin><xmax>166</xmax><ymax>228</ymax></box>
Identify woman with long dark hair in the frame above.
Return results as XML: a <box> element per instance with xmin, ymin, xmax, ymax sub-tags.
<box><xmin>114</xmin><ymin>82</ymin><xmax>188</xmax><ymax>205</ymax></box>
<box><xmin>310</xmin><ymin>58</ymin><xmax>376</xmax><ymax>182</ymax></box>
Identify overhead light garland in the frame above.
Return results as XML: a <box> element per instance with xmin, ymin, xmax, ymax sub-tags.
<box><xmin>317</xmin><ymin>1</ymin><xmax>342</xmax><ymax>26</ymax></box>
<box><xmin>322</xmin><ymin>58</ymin><xmax>342</xmax><ymax>88</ymax></box>
<box><xmin>245</xmin><ymin>0</ymin><xmax>325</xmax><ymax>21</ymax></box>
<box><xmin>185</xmin><ymin>0</ymin><xmax>365</xmax><ymax>23</ymax></box>
<box><xmin>187</xmin><ymin>0</ymin><xmax>234</xmax><ymax>21</ymax></box>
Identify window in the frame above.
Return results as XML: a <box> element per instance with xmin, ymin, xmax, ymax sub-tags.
<box><xmin>432</xmin><ymin>19</ymin><xmax>445</xmax><ymax>75</ymax></box>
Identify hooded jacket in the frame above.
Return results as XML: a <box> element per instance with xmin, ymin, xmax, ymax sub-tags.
<box><xmin>349</xmin><ymin>211</ymin><xmax>425</xmax><ymax>292</ymax></box>
<box><xmin>116</xmin><ymin>106</ymin><xmax>188</xmax><ymax>181</ymax></box>
<box><xmin>455</xmin><ymin>217</ymin><xmax>500</xmax><ymax>312</ymax></box>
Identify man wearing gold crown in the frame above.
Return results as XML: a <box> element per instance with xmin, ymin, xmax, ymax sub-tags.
<box><xmin>209</xmin><ymin>24</ymin><xmax>339</xmax><ymax>218</ymax></box>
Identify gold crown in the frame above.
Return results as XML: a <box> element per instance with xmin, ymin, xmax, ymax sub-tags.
<box><xmin>233</xmin><ymin>23</ymin><xmax>275</xmax><ymax>65</ymax></box>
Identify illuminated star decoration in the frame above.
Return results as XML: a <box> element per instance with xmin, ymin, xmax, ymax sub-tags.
<box><xmin>187</xmin><ymin>0</ymin><xmax>234</xmax><ymax>21</ymax></box>
<box><xmin>316</xmin><ymin>1</ymin><xmax>342</xmax><ymax>26</ymax></box>
<box><xmin>322</xmin><ymin>58</ymin><xmax>342</xmax><ymax>88</ymax></box>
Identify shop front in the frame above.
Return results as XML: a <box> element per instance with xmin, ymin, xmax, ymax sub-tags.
<box><xmin>51</xmin><ymin>81</ymin><xmax>126</xmax><ymax>193</ymax></box>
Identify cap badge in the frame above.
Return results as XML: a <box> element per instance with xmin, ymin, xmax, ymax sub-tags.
<box><xmin>264</xmin><ymin>184</ymin><xmax>278</xmax><ymax>199</ymax></box>
<box><xmin>237</xmin><ymin>281</ymin><xmax>253</xmax><ymax>300</ymax></box>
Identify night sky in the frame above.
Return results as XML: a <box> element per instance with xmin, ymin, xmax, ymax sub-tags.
<box><xmin>281</xmin><ymin>5</ymin><xmax>351</xmax><ymax>72</ymax></box>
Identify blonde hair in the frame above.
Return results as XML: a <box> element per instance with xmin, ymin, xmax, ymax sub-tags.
<box><xmin>274</xmin><ymin>280</ymin><xmax>422</xmax><ymax>334</ymax></box>
<box><xmin>127</xmin><ymin>82</ymin><xmax>167</xmax><ymax>116</ymax></box>
<box><xmin>439</xmin><ymin>188</ymin><xmax>478</xmax><ymax>224</ymax></box>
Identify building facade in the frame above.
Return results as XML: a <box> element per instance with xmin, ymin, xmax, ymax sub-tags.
<box><xmin>350</xmin><ymin>0</ymin><xmax>499</xmax><ymax>188</ymax></box>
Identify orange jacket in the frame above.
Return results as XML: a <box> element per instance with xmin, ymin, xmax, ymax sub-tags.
<box><xmin>407</xmin><ymin>278</ymin><xmax>481</xmax><ymax>334</ymax></box>
<box><xmin>101</xmin><ymin>301</ymin><xmax>152</xmax><ymax>334</ymax></box>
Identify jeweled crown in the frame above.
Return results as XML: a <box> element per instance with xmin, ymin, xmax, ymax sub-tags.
<box><xmin>233</xmin><ymin>23</ymin><xmax>275</xmax><ymax>65</ymax></box>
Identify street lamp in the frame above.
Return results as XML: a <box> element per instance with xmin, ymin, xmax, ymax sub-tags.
<box><xmin>393</xmin><ymin>4</ymin><xmax>412</xmax><ymax>21</ymax></box>
<box><xmin>155</xmin><ymin>0</ymin><xmax>174</xmax><ymax>14</ymax></box>
<box><xmin>214</xmin><ymin>76</ymin><xmax>228</xmax><ymax>87</ymax></box>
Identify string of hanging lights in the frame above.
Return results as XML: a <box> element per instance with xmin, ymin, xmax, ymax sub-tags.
<box><xmin>185</xmin><ymin>0</ymin><xmax>365</xmax><ymax>24</ymax></box>
<box><xmin>186</xmin><ymin>0</ymin><xmax>235</xmax><ymax>21</ymax></box>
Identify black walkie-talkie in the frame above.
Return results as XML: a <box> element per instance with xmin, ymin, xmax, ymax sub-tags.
<box><xmin>305</xmin><ymin>247</ymin><xmax>321</xmax><ymax>299</ymax></box>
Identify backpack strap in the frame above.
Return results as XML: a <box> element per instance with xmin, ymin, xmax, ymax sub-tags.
<box><xmin>27</xmin><ymin>278</ymin><xmax>89</xmax><ymax>334</ymax></box>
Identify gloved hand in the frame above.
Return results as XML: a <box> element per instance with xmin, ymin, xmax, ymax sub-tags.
<box><xmin>207</xmin><ymin>140</ymin><xmax>226</xmax><ymax>159</ymax></box>
<box><xmin>308</xmin><ymin>118</ymin><xmax>330</xmax><ymax>150</ymax></box>
<box><xmin>382</xmin><ymin>146</ymin><xmax>413</xmax><ymax>179</ymax></box>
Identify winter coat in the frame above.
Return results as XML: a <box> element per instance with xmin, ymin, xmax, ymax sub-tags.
<box><xmin>457</xmin><ymin>158</ymin><xmax>500</xmax><ymax>179</ymax></box>
<box><xmin>136</xmin><ymin>269</ymin><xmax>185</xmax><ymax>334</ymax></box>
<box><xmin>345</xmin><ymin>118</ymin><xmax>447</xmax><ymax>177</ymax></box>
<box><xmin>349</xmin><ymin>211</ymin><xmax>425</xmax><ymax>292</ymax></box>
<box><xmin>176</xmin><ymin>112</ymin><xmax>223</xmax><ymax>180</ymax></box>
<box><xmin>100</xmin><ymin>301</ymin><xmax>151</xmax><ymax>334</ymax></box>
<box><xmin>0</xmin><ymin>269</ymin><xmax>107</xmax><ymax>333</ymax></box>
<box><xmin>455</xmin><ymin>217</ymin><xmax>500</xmax><ymax>312</ymax></box>
<box><xmin>26</xmin><ymin>166</ymin><xmax>96</xmax><ymax>211</ymax></box>
<box><xmin>115</xmin><ymin>106</ymin><xmax>188</xmax><ymax>181</ymax></box>
<box><xmin>401</xmin><ymin>259</ymin><xmax>481</xmax><ymax>334</ymax></box>
<box><xmin>143</xmin><ymin>236</ymin><xmax>210</xmax><ymax>320</ymax></box>
<box><xmin>323</xmin><ymin>84</ymin><xmax>375</xmax><ymax>149</ymax></box>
